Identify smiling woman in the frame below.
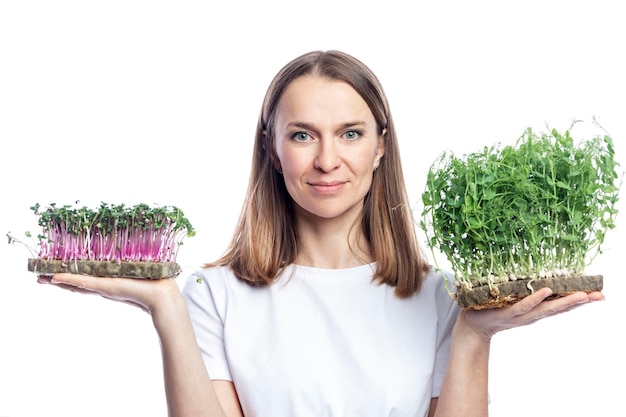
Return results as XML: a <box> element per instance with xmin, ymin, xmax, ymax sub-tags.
<box><xmin>2</xmin><ymin>1</ymin><xmax>625</xmax><ymax>416</ymax></box>
<box><xmin>218</xmin><ymin>50</ymin><xmax>429</xmax><ymax>295</ymax></box>
<box><xmin>273</xmin><ymin>75</ymin><xmax>385</xmax><ymax>228</ymax></box>
<box><xmin>11</xmin><ymin>49</ymin><xmax>606</xmax><ymax>417</ymax></box>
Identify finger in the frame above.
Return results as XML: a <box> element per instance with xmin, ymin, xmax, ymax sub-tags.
<box><xmin>587</xmin><ymin>291</ymin><xmax>605</xmax><ymax>302</ymax></box>
<box><xmin>38</xmin><ymin>274</ymin><xmax>99</xmax><ymax>295</ymax></box>
<box><xmin>555</xmin><ymin>292</ymin><xmax>604</xmax><ymax>315</ymax></box>
<box><xmin>50</xmin><ymin>273</ymin><xmax>136</xmax><ymax>299</ymax></box>
<box><xmin>37</xmin><ymin>273</ymin><xmax>180</xmax><ymax>315</ymax></box>
<box><xmin>49</xmin><ymin>272</ymin><xmax>101</xmax><ymax>289</ymax></box>
<box><xmin>500</xmin><ymin>287</ymin><xmax>581</xmax><ymax>328</ymax></box>
<box><xmin>507</xmin><ymin>287</ymin><xmax>554</xmax><ymax>318</ymax></box>
<box><xmin>520</xmin><ymin>291</ymin><xmax>600</xmax><ymax>325</ymax></box>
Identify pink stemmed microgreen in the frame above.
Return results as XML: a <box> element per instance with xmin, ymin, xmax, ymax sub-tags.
<box><xmin>7</xmin><ymin>202</ymin><xmax>195</xmax><ymax>265</ymax></box>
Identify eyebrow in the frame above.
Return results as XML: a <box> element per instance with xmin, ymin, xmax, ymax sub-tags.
<box><xmin>285</xmin><ymin>120</ymin><xmax>368</xmax><ymax>131</ymax></box>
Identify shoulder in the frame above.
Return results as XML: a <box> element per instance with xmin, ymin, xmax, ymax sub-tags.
<box><xmin>421</xmin><ymin>267</ymin><xmax>460</xmax><ymax>318</ymax></box>
<box><xmin>424</xmin><ymin>268</ymin><xmax>455</xmax><ymax>297</ymax></box>
<box><xmin>186</xmin><ymin>264</ymin><xmax>236</xmax><ymax>286</ymax></box>
<box><xmin>180</xmin><ymin>264</ymin><xmax>239</xmax><ymax>304</ymax></box>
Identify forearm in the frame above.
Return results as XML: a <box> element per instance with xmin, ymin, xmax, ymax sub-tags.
<box><xmin>152</xmin><ymin>294</ymin><xmax>226</xmax><ymax>417</ymax></box>
<box><xmin>435</xmin><ymin>312</ymin><xmax>491</xmax><ymax>417</ymax></box>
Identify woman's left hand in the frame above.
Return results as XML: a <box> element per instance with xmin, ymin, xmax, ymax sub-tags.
<box><xmin>459</xmin><ymin>288</ymin><xmax>604</xmax><ymax>342</ymax></box>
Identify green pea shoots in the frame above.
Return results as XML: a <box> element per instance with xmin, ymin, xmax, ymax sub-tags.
<box><xmin>420</xmin><ymin>119</ymin><xmax>621</xmax><ymax>295</ymax></box>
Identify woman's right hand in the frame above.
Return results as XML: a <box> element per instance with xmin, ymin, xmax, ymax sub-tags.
<box><xmin>38</xmin><ymin>272</ymin><xmax>240</xmax><ymax>416</ymax></box>
<box><xmin>37</xmin><ymin>273</ymin><xmax>182</xmax><ymax>316</ymax></box>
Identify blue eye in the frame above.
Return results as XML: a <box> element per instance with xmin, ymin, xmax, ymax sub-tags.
<box><xmin>291</xmin><ymin>132</ymin><xmax>311</xmax><ymax>142</ymax></box>
<box><xmin>343</xmin><ymin>130</ymin><xmax>362</xmax><ymax>141</ymax></box>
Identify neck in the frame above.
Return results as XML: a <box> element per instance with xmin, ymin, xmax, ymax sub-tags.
<box><xmin>294</xmin><ymin>213</ymin><xmax>372</xmax><ymax>269</ymax></box>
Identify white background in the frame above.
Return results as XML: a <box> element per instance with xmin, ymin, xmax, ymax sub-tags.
<box><xmin>1</xmin><ymin>1</ymin><xmax>624</xmax><ymax>416</ymax></box>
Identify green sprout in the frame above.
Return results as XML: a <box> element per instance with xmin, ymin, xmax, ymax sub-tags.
<box><xmin>419</xmin><ymin>119</ymin><xmax>621</xmax><ymax>293</ymax></box>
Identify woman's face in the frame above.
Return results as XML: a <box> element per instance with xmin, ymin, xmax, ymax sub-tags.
<box><xmin>273</xmin><ymin>75</ymin><xmax>385</xmax><ymax>222</ymax></box>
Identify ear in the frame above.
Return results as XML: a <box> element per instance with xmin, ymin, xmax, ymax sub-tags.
<box><xmin>264</xmin><ymin>130</ymin><xmax>283</xmax><ymax>173</ymax></box>
<box><xmin>273</xmin><ymin>159</ymin><xmax>283</xmax><ymax>174</ymax></box>
<box><xmin>373</xmin><ymin>128</ymin><xmax>386</xmax><ymax>170</ymax></box>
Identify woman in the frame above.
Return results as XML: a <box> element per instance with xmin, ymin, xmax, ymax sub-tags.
<box><xmin>41</xmin><ymin>50</ymin><xmax>603</xmax><ymax>417</ymax></box>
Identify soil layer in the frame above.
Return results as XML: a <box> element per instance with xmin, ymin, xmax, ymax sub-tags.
<box><xmin>455</xmin><ymin>274</ymin><xmax>603</xmax><ymax>310</ymax></box>
<box><xmin>27</xmin><ymin>258</ymin><xmax>181</xmax><ymax>279</ymax></box>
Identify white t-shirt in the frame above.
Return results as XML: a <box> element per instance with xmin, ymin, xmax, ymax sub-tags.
<box><xmin>182</xmin><ymin>263</ymin><xmax>460</xmax><ymax>417</ymax></box>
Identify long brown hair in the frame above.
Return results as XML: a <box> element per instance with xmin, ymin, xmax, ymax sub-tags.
<box><xmin>208</xmin><ymin>50</ymin><xmax>430</xmax><ymax>298</ymax></box>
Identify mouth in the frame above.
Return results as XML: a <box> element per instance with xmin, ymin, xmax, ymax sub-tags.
<box><xmin>309</xmin><ymin>181</ymin><xmax>346</xmax><ymax>195</ymax></box>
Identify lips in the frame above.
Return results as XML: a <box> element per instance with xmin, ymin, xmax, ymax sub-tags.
<box><xmin>309</xmin><ymin>181</ymin><xmax>346</xmax><ymax>194</ymax></box>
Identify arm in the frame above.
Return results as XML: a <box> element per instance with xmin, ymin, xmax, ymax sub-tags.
<box><xmin>432</xmin><ymin>313</ymin><xmax>490</xmax><ymax>417</ymax></box>
<box><xmin>41</xmin><ymin>274</ymin><xmax>244</xmax><ymax>417</ymax></box>
<box><xmin>432</xmin><ymin>287</ymin><xmax>604</xmax><ymax>417</ymax></box>
<box><xmin>152</xmin><ymin>291</ymin><xmax>243</xmax><ymax>417</ymax></box>
<box><xmin>428</xmin><ymin>398</ymin><xmax>438</xmax><ymax>417</ymax></box>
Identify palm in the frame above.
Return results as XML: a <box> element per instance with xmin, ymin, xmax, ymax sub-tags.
<box><xmin>460</xmin><ymin>287</ymin><xmax>603</xmax><ymax>340</ymax></box>
<box><xmin>38</xmin><ymin>273</ymin><xmax>182</xmax><ymax>314</ymax></box>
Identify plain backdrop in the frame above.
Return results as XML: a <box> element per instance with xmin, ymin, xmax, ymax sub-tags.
<box><xmin>1</xmin><ymin>1</ymin><xmax>624</xmax><ymax>416</ymax></box>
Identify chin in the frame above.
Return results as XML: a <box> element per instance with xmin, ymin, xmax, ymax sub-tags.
<box><xmin>297</xmin><ymin>202</ymin><xmax>361</xmax><ymax>221</ymax></box>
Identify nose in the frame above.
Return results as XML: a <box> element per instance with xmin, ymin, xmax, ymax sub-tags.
<box><xmin>314</xmin><ymin>139</ymin><xmax>342</xmax><ymax>172</ymax></box>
